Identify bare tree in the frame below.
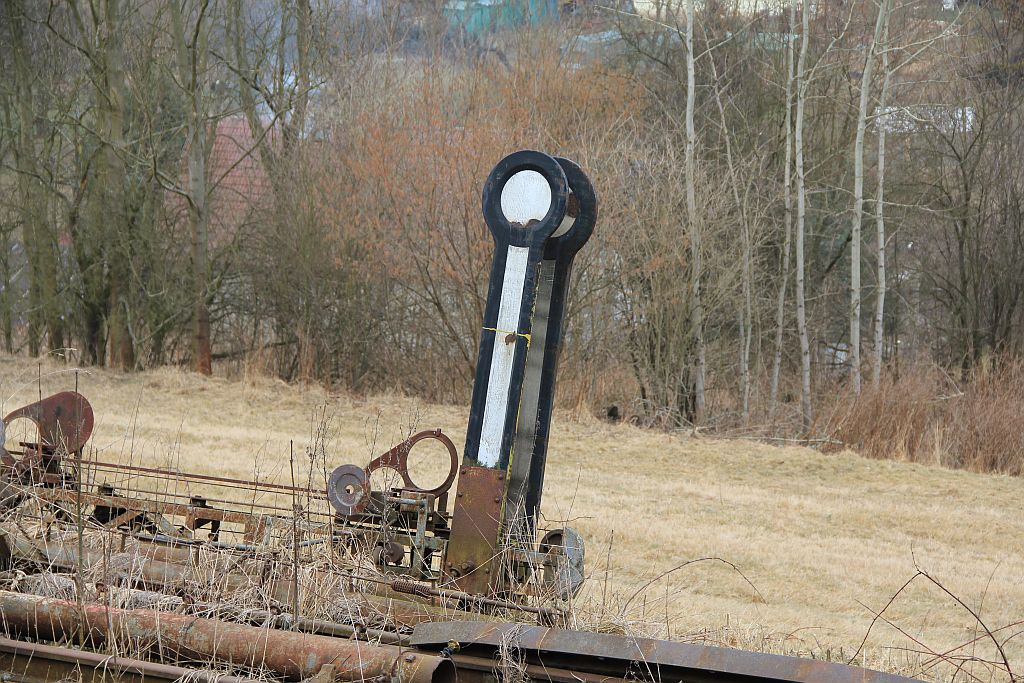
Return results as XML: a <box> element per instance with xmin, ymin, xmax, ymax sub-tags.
<box><xmin>849</xmin><ymin>0</ymin><xmax>892</xmax><ymax>395</ymax></box>
<box><xmin>169</xmin><ymin>0</ymin><xmax>216</xmax><ymax>374</ymax></box>
<box><xmin>701</xmin><ymin>20</ymin><xmax>756</xmax><ymax>425</ymax></box>
<box><xmin>872</xmin><ymin>6</ymin><xmax>893</xmax><ymax>387</ymax></box>
<box><xmin>770</xmin><ymin>0</ymin><xmax>797</xmax><ymax>420</ymax></box>
<box><xmin>684</xmin><ymin>0</ymin><xmax>706</xmax><ymax>425</ymax></box>
<box><xmin>794</xmin><ymin>0</ymin><xmax>812</xmax><ymax>431</ymax></box>
<box><xmin>3</xmin><ymin>0</ymin><xmax>62</xmax><ymax>355</ymax></box>
<box><xmin>66</xmin><ymin>0</ymin><xmax>135</xmax><ymax>368</ymax></box>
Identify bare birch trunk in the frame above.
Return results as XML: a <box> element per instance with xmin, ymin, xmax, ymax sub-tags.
<box><xmin>769</xmin><ymin>0</ymin><xmax>797</xmax><ymax>421</ymax></box>
<box><xmin>795</xmin><ymin>0</ymin><xmax>812</xmax><ymax>431</ymax></box>
<box><xmin>685</xmin><ymin>0</ymin><xmax>706</xmax><ymax>425</ymax></box>
<box><xmin>872</xmin><ymin>3</ymin><xmax>892</xmax><ymax>387</ymax></box>
<box><xmin>742</xmin><ymin>220</ymin><xmax>752</xmax><ymax>424</ymax></box>
<box><xmin>293</xmin><ymin>0</ymin><xmax>311</xmax><ymax>145</ymax></box>
<box><xmin>850</xmin><ymin>0</ymin><xmax>889</xmax><ymax>394</ymax></box>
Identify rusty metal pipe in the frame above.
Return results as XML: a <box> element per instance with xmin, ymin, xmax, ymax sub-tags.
<box><xmin>0</xmin><ymin>591</ymin><xmax>454</xmax><ymax>683</ymax></box>
<box><xmin>0</xmin><ymin>636</ymin><xmax>257</xmax><ymax>683</ymax></box>
<box><xmin>95</xmin><ymin>585</ymin><xmax>405</xmax><ymax>645</ymax></box>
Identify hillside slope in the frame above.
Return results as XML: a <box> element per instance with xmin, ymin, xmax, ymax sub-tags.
<box><xmin>2</xmin><ymin>356</ymin><xmax>1021</xmax><ymax>681</ymax></box>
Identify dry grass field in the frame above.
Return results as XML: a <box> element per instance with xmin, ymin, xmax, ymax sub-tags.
<box><xmin>2</xmin><ymin>356</ymin><xmax>1022</xmax><ymax>681</ymax></box>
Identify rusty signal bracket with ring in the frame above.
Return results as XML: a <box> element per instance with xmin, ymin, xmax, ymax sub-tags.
<box><xmin>328</xmin><ymin>429</ymin><xmax>458</xmax><ymax>517</ymax></box>
<box><xmin>365</xmin><ymin>429</ymin><xmax>458</xmax><ymax>497</ymax></box>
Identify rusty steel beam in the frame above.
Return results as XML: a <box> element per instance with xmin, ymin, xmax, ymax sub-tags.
<box><xmin>0</xmin><ymin>636</ymin><xmax>257</xmax><ymax>683</ymax></box>
<box><xmin>77</xmin><ymin>457</ymin><xmax>329</xmax><ymax>499</ymax></box>
<box><xmin>0</xmin><ymin>591</ymin><xmax>455</xmax><ymax>683</ymax></box>
<box><xmin>2</xmin><ymin>527</ymin><xmax>270</xmax><ymax>595</ymax></box>
<box><xmin>390</xmin><ymin>578</ymin><xmax>559</xmax><ymax>621</ymax></box>
<box><xmin>410</xmin><ymin>621</ymin><xmax>925</xmax><ymax>683</ymax></box>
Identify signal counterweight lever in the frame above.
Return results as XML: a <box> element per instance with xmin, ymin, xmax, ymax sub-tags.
<box><xmin>444</xmin><ymin>151</ymin><xmax>570</xmax><ymax>594</ymax></box>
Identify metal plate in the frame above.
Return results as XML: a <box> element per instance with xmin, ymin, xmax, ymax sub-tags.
<box><xmin>500</xmin><ymin>170</ymin><xmax>553</xmax><ymax>227</ymax></box>
<box><xmin>327</xmin><ymin>464</ymin><xmax>370</xmax><ymax>516</ymax></box>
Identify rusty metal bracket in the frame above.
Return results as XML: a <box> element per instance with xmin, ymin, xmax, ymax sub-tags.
<box><xmin>366</xmin><ymin>429</ymin><xmax>459</xmax><ymax>496</ymax></box>
<box><xmin>1</xmin><ymin>391</ymin><xmax>94</xmax><ymax>464</ymax></box>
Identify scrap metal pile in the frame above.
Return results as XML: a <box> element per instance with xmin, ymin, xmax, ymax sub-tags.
<box><xmin>0</xmin><ymin>152</ymin><xmax>919</xmax><ymax>683</ymax></box>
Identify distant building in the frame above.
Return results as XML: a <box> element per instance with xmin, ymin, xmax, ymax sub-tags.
<box><xmin>167</xmin><ymin>116</ymin><xmax>273</xmax><ymax>248</ymax></box>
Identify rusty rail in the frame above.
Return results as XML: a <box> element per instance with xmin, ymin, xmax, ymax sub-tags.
<box><xmin>410</xmin><ymin>621</ymin><xmax>924</xmax><ymax>683</ymax></box>
<box><xmin>0</xmin><ymin>591</ymin><xmax>454</xmax><ymax>683</ymax></box>
<box><xmin>390</xmin><ymin>578</ymin><xmax>560</xmax><ymax>621</ymax></box>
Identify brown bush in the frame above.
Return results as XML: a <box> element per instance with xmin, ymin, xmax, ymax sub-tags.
<box><xmin>828</xmin><ymin>361</ymin><xmax>1024</xmax><ymax>475</ymax></box>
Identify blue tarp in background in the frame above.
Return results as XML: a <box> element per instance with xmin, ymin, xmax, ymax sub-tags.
<box><xmin>444</xmin><ymin>0</ymin><xmax>559</xmax><ymax>36</ymax></box>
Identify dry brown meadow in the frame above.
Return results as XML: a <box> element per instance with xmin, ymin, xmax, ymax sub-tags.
<box><xmin>2</xmin><ymin>356</ymin><xmax>1022</xmax><ymax>681</ymax></box>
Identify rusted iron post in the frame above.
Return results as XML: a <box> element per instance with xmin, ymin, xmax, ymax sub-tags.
<box><xmin>0</xmin><ymin>591</ymin><xmax>455</xmax><ymax>683</ymax></box>
<box><xmin>446</xmin><ymin>151</ymin><xmax>569</xmax><ymax>594</ymax></box>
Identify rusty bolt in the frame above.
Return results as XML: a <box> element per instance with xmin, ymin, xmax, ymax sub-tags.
<box><xmin>493</xmin><ymin>497</ymin><xmax>500</xmax><ymax>503</ymax></box>
<box><xmin>504</xmin><ymin>332</ymin><xmax>516</xmax><ymax>345</ymax></box>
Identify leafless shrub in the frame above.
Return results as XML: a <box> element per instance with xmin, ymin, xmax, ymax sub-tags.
<box><xmin>828</xmin><ymin>360</ymin><xmax>1024</xmax><ymax>475</ymax></box>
